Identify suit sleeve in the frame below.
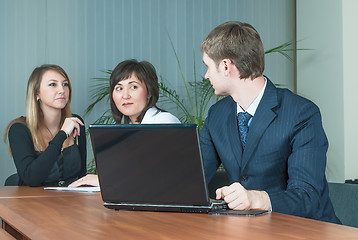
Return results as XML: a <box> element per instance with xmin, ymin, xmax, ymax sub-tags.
<box><xmin>267</xmin><ymin>102</ymin><xmax>329</xmax><ymax>218</ymax></box>
<box><xmin>8</xmin><ymin>123</ymin><xmax>67</xmax><ymax>186</ymax></box>
<box><xmin>200</xmin><ymin>109</ymin><xmax>222</xmax><ymax>184</ymax></box>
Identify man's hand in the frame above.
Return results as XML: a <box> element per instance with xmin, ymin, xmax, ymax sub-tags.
<box><xmin>216</xmin><ymin>182</ymin><xmax>271</xmax><ymax>211</ymax></box>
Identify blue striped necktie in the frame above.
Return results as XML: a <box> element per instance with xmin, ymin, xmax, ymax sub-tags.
<box><xmin>237</xmin><ymin>112</ymin><xmax>252</xmax><ymax>148</ymax></box>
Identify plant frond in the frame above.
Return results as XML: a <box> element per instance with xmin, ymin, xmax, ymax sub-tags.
<box><xmin>166</xmin><ymin>33</ymin><xmax>195</xmax><ymax>116</ymax></box>
<box><xmin>265</xmin><ymin>41</ymin><xmax>293</xmax><ymax>62</ymax></box>
<box><xmin>265</xmin><ymin>40</ymin><xmax>312</xmax><ymax>63</ymax></box>
<box><xmin>86</xmin><ymin>158</ymin><xmax>97</xmax><ymax>174</ymax></box>
<box><xmin>159</xmin><ymin>81</ymin><xmax>193</xmax><ymax>122</ymax></box>
<box><xmin>85</xmin><ymin>71</ymin><xmax>112</xmax><ymax>116</ymax></box>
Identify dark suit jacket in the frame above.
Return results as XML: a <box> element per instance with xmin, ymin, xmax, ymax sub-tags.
<box><xmin>200</xmin><ymin>78</ymin><xmax>340</xmax><ymax>224</ymax></box>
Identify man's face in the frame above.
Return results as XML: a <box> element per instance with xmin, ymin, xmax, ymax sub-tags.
<box><xmin>203</xmin><ymin>52</ymin><xmax>229</xmax><ymax>96</ymax></box>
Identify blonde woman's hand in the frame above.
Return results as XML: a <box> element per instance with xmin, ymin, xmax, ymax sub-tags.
<box><xmin>60</xmin><ymin>117</ymin><xmax>84</xmax><ymax>138</ymax></box>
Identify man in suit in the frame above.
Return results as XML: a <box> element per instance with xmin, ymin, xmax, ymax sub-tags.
<box><xmin>200</xmin><ymin>21</ymin><xmax>340</xmax><ymax>223</ymax></box>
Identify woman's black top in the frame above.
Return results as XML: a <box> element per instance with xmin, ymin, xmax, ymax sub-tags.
<box><xmin>8</xmin><ymin>114</ymin><xmax>87</xmax><ymax>187</ymax></box>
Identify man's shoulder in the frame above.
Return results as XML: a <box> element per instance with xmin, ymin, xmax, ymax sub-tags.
<box><xmin>266</xmin><ymin>77</ymin><xmax>315</xmax><ymax>107</ymax></box>
<box><xmin>205</xmin><ymin>96</ymin><xmax>236</xmax><ymax>125</ymax></box>
<box><xmin>210</xmin><ymin>96</ymin><xmax>235</xmax><ymax>111</ymax></box>
<box><xmin>276</xmin><ymin>88</ymin><xmax>319</xmax><ymax>111</ymax></box>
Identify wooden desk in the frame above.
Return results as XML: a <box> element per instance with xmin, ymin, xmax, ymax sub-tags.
<box><xmin>0</xmin><ymin>228</ymin><xmax>14</xmax><ymax>240</ymax></box>
<box><xmin>0</xmin><ymin>186</ymin><xmax>97</xmax><ymax>199</ymax></box>
<box><xmin>0</xmin><ymin>187</ymin><xmax>357</xmax><ymax>240</ymax></box>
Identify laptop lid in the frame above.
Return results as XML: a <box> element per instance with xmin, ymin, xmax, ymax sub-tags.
<box><xmin>89</xmin><ymin>124</ymin><xmax>211</xmax><ymax>208</ymax></box>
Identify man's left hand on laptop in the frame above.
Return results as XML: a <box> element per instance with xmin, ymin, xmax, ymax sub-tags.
<box><xmin>216</xmin><ymin>182</ymin><xmax>271</xmax><ymax>211</ymax></box>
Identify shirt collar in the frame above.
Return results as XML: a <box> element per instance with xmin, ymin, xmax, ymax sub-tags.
<box><xmin>237</xmin><ymin>77</ymin><xmax>267</xmax><ymax>116</ymax></box>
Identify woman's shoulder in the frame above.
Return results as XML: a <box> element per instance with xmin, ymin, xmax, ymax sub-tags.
<box><xmin>8</xmin><ymin>117</ymin><xmax>27</xmax><ymax>130</ymax></box>
<box><xmin>143</xmin><ymin>107</ymin><xmax>181</xmax><ymax>124</ymax></box>
<box><xmin>8</xmin><ymin>117</ymin><xmax>30</xmax><ymax>137</ymax></box>
<box><xmin>155</xmin><ymin>111</ymin><xmax>181</xmax><ymax>123</ymax></box>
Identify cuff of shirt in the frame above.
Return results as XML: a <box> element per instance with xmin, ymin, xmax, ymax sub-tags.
<box><xmin>263</xmin><ymin>191</ymin><xmax>273</xmax><ymax>212</ymax></box>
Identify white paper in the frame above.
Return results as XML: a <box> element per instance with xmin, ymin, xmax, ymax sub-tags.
<box><xmin>44</xmin><ymin>186</ymin><xmax>100</xmax><ymax>192</ymax></box>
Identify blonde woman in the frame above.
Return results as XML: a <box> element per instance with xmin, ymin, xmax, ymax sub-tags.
<box><xmin>4</xmin><ymin>64</ymin><xmax>86</xmax><ymax>187</ymax></box>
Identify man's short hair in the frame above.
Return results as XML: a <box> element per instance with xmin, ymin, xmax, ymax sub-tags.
<box><xmin>201</xmin><ymin>21</ymin><xmax>265</xmax><ymax>79</ymax></box>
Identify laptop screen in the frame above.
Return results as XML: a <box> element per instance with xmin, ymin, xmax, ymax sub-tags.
<box><xmin>89</xmin><ymin>124</ymin><xmax>210</xmax><ymax>206</ymax></box>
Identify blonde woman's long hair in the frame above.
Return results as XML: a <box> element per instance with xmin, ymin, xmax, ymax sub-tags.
<box><xmin>4</xmin><ymin>64</ymin><xmax>73</xmax><ymax>152</ymax></box>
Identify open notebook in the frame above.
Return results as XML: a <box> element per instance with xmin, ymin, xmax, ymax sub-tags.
<box><xmin>89</xmin><ymin>124</ymin><xmax>267</xmax><ymax>216</ymax></box>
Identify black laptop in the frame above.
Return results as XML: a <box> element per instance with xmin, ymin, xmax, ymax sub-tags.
<box><xmin>89</xmin><ymin>124</ymin><xmax>267</xmax><ymax>216</ymax></box>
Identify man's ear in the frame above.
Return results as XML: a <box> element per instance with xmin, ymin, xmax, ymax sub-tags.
<box><xmin>222</xmin><ymin>59</ymin><xmax>233</xmax><ymax>76</ymax></box>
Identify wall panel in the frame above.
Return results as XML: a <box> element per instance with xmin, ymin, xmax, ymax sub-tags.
<box><xmin>0</xmin><ymin>0</ymin><xmax>295</xmax><ymax>185</ymax></box>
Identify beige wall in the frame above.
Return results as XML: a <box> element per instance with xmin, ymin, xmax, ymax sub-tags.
<box><xmin>297</xmin><ymin>0</ymin><xmax>358</xmax><ymax>182</ymax></box>
<box><xmin>342</xmin><ymin>0</ymin><xmax>358</xmax><ymax>181</ymax></box>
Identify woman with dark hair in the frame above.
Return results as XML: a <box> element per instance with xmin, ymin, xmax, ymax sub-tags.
<box><xmin>4</xmin><ymin>64</ymin><xmax>86</xmax><ymax>186</ymax></box>
<box><xmin>110</xmin><ymin>59</ymin><xmax>180</xmax><ymax>124</ymax></box>
<box><xmin>69</xmin><ymin>59</ymin><xmax>180</xmax><ymax>187</ymax></box>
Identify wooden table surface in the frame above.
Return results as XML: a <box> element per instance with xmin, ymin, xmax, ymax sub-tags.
<box><xmin>0</xmin><ymin>228</ymin><xmax>14</xmax><ymax>240</ymax></box>
<box><xmin>0</xmin><ymin>186</ymin><xmax>97</xmax><ymax>199</ymax></box>
<box><xmin>0</xmin><ymin>187</ymin><xmax>357</xmax><ymax>240</ymax></box>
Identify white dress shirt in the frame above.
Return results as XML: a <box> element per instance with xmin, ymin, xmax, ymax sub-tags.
<box><xmin>141</xmin><ymin>107</ymin><xmax>181</xmax><ymax>124</ymax></box>
<box><xmin>236</xmin><ymin>77</ymin><xmax>267</xmax><ymax>126</ymax></box>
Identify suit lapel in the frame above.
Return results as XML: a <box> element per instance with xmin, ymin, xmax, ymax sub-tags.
<box><xmin>226</xmin><ymin>98</ymin><xmax>243</xmax><ymax>169</ymax></box>
<box><xmin>241</xmin><ymin>79</ymin><xmax>278</xmax><ymax>169</ymax></box>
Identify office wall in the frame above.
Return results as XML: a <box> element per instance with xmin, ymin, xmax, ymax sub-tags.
<box><xmin>297</xmin><ymin>0</ymin><xmax>358</xmax><ymax>182</ymax></box>
<box><xmin>0</xmin><ymin>0</ymin><xmax>295</xmax><ymax>185</ymax></box>
<box><xmin>342</xmin><ymin>0</ymin><xmax>358</xmax><ymax>181</ymax></box>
